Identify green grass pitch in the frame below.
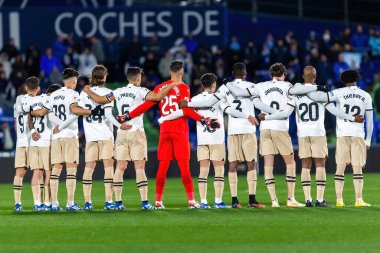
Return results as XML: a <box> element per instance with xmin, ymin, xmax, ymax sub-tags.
<box><xmin>0</xmin><ymin>174</ymin><xmax>380</xmax><ymax>253</ymax></box>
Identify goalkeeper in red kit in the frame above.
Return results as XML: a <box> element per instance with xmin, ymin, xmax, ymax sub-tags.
<box><xmin>123</xmin><ymin>61</ymin><xmax>220</xmax><ymax>209</ymax></box>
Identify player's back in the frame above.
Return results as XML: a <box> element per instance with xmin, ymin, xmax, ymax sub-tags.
<box><xmin>14</xmin><ymin>94</ymin><xmax>30</xmax><ymax>147</ymax></box>
<box><xmin>114</xmin><ymin>84</ymin><xmax>150</xmax><ymax>131</ymax></box>
<box><xmin>225</xmin><ymin>80</ymin><xmax>256</xmax><ymax>135</ymax></box>
<box><xmin>30</xmin><ymin>94</ymin><xmax>52</xmax><ymax>146</ymax></box>
<box><xmin>292</xmin><ymin>83</ymin><xmax>326</xmax><ymax>137</ymax></box>
<box><xmin>48</xmin><ymin>87</ymin><xmax>79</xmax><ymax>139</ymax></box>
<box><xmin>192</xmin><ymin>92</ymin><xmax>225</xmax><ymax>145</ymax></box>
<box><xmin>79</xmin><ymin>86</ymin><xmax>113</xmax><ymax>141</ymax></box>
<box><xmin>155</xmin><ymin>81</ymin><xmax>189</xmax><ymax>134</ymax></box>
<box><xmin>255</xmin><ymin>79</ymin><xmax>292</xmax><ymax>131</ymax></box>
<box><xmin>332</xmin><ymin>86</ymin><xmax>372</xmax><ymax>138</ymax></box>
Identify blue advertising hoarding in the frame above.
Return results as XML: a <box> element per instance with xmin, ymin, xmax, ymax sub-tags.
<box><xmin>0</xmin><ymin>5</ymin><xmax>228</xmax><ymax>50</ymax></box>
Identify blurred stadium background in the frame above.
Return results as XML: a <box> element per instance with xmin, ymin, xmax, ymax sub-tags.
<box><xmin>0</xmin><ymin>0</ymin><xmax>380</xmax><ymax>180</ymax></box>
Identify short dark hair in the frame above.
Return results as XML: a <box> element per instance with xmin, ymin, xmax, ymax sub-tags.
<box><xmin>90</xmin><ymin>65</ymin><xmax>108</xmax><ymax>86</ymax></box>
<box><xmin>46</xmin><ymin>84</ymin><xmax>61</xmax><ymax>94</ymax></box>
<box><xmin>200</xmin><ymin>73</ymin><xmax>217</xmax><ymax>88</ymax></box>
<box><xmin>232</xmin><ymin>62</ymin><xmax>246</xmax><ymax>77</ymax></box>
<box><xmin>269</xmin><ymin>63</ymin><xmax>287</xmax><ymax>77</ymax></box>
<box><xmin>25</xmin><ymin>76</ymin><xmax>39</xmax><ymax>90</ymax></box>
<box><xmin>169</xmin><ymin>60</ymin><xmax>184</xmax><ymax>73</ymax></box>
<box><xmin>62</xmin><ymin>68</ymin><xmax>79</xmax><ymax>80</ymax></box>
<box><xmin>341</xmin><ymin>69</ymin><xmax>361</xmax><ymax>84</ymax></box>
<box><xmin>126</xmin><ymin>67</ymin><xmax>143</xmax><ymax>81</ymax></box>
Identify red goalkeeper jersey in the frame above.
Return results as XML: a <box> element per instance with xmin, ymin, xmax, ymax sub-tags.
<box><xmin>128</xmin><ymin>80</ymin><xmax>202</xmax><ymax>134</ymax></box>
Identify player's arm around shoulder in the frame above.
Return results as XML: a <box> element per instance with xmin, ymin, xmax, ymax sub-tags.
<box><xmin>82</xmin><ymin>85</ymin><xmax>115</xmax><ymax>104</ymax></box>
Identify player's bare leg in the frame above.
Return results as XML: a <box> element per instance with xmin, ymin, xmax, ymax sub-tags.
<box><xmin>44</xmin><ymin>170</ymin><xmax>52</xmax><ymax>209</ymax></box>
<box><xmin>65</xmin><ymin>162</ymin><xmax>80</xmax><ymax>210</ymax></box>
<box><xmin>31</xmin><ymin>169</ymin><xmax>42</xmax><ymax>210</ymax></box>
<box><xmin>228</xmin><ymin>161</ymin><xmax>240</xmax><ymax>208</ymax></box>
<box><xmin>155</xmin><ymin>160</ymin><xmax>171</xmax><ymax>208</ymax></box>
<box><xmin>199</xmin><ymin>160</ymin><xmax>211</xmax><ymax>208</ymax></box>
<box><xmin>212</xmin><ymin>160</ymin><xmax>228</xmax><ymax>208</ymax></box>
<box><xmin>50</xmin><ymin>163</ymin><xmax>63</xmax><ymax>210</ymax></box>
<box><xmin>264</xmin><ymin>155</ymin><xmax>278</xmax><ymax>207</ymax></box>
<box><xmin>314</xmin><ymin>158</ymin><xmax>329</xmax><ymax>207</ymax></box>
<box><xmin>353</xmin><ymin>165</ymin><xmax>370</xmax><ymax>206</ymax></box>
<box><xmin>103</xmin><ymin>158</ymin><xmax>115</xmax><ymax>209</ymax></box>
<box><xmin>39</xmin><ymin>171</ymin><xmax>44</xmax><ymax>207</ymax></box>
<box><xmin>247</xmin><ymin>161</ymin><xmax>264</xmax><ymax>208</ymax></box>
<box><xmin>301</xmin><ymin>157</ymin><xmax>312</xmax><ymax>206</ymax></box>
<box><xmin>82</xmin><ymin>161</ymin><xmax>95</xmax><ymax>209</ymax></box>
<box><xmin>335</xmin><ymin>164</ymin><xmax>346</xmax><ymax>206</ymax></box>
<box><xmin>134</xmin><ymin>160</ymin><xmax>153</xmax><ymax>209</ymax></box>
<box><xmin>114</xmin><ymin>160</ymin><xmax>127</xmax><ymax>209</ymax></box>
<box><xmin>13</xmin><ymin>167</ymin><xmax>26</xmax><ymax>210</ymax></box>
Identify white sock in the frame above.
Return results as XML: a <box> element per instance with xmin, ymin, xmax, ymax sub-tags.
<box><xmin>201</xmin><ymin>199</ymin><xmax>207</xmax><ymax>204</ymax></box>
<box><xmin>317</xmin><ymin>199</ymin><xmax>324</xmax><ymax>203</ymax></box>
<box><xmin>215</xmin><ymin>198</ymin><xmax>222</xmax><ymax>204</ymax></box>
<box><xmin>34</xmin><ymin>201</ymin><xmax>41</xmax><ymax>206</ymax></box>
<box><xmin>67</xmin><ymin>201</ymin><xmax>74</xmax><ymax>206</ymax></box>
<box><xmin>356</xmin><ymin>198</ymin><xmax>363</xmax><ymax>202</ymax></box>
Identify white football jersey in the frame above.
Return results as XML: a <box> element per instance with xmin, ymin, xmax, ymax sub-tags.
<box><xmin>289</xmin><ymin>84</ymin><xmax>326</xmax><ymax>137</ymax></box>
<box><xmin>221</xmin><ymin>80</ymin><xmax>256</xmax><ymax>135</ymax></box>
<box><xmin>329</xmin><ymin>86</ymin><xmax>372</xmax><ymax>138</ymax></box>
<box><xmin>14</xmin><ymin>95</ymin><xmax>30</xmax><ymax>147</ymax></box>
<box><xmin>113</xmin><ymin>84</ymin><xmax>151</xmax><ymax>131</ymax></box>
<box><xmin>255</xmin><ymin>79</ymin><xmax>292</xmax><ymax>131</ymax></box>
<box><xmin>78</xmin><ymin>86</ymin><xmax>114</xmax><ymax>142</ymax></box>
<box><xmin>192</xmin><ymin>92</ymin><xmax>228</xmax><ymax>145</ymax></box>
<box><xmin>45</xmin><ymin>87</ymin><xmax>79</xmax><ymax>140</ymax></box>
<box><xmin>29</xmin><ymin>94</ymin><xmax>52</xmax><ymax>147</ymax></box>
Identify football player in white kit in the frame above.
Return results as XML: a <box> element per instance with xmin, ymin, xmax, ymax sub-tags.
<box><xmin>227</xmin><ymin>63</ymin><xmax>328</xmax><ymax>207</ymax></box>
<box><xmin>305</xmin><ymin>69</ymin><xmax>373</xmax><ymax>207</ymax></box>
<box><xmin>78</xmin><ymin>65</ymin><xmax>125</xmax><ymax>210</ymax></box>
<box><xmin>180</xmin><ymin>63</ymin><xmax>278</xmax><ymax>208</ymax></box>
<box><xmin>259</xmin><ymin>66</ymin><xmax>364</xmax><ymax>207</ymax></box>
<box><xmin>82</xmin><ymin>66</ymin><xmax>180</xmax><ymax>210</ymax></box>
<box><xmin>13</xmin><ymin>86</ymin><xmax>29</xmax><ymax>211</ymax></box>
<box><xmin>39</xmin><ymin>68</ymin><xmax>104</xmax><ymax>211</ymax></box>
<box><xmin>159</xmin><ymin>73</ymin><xmax>258</xmax><ymax>208</ymax></box>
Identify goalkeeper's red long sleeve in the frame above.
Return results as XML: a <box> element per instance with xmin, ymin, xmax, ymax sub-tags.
<box><xmin>129</xmin><ymin>100</ymin><xmax>156</xmax><ymax>119</ymax></box>
<box><xmin>182</xmin><ymin>108</ymin><xmax>202</xmax><ymax>122</ymax></box>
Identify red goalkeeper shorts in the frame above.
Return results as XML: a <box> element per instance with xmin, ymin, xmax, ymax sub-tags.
<box><xmin>158</xmin><ymin>132</ymin><xmax>190</xmax><ymax>161</ymax></box>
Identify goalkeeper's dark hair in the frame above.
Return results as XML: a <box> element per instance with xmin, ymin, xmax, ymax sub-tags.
<box><xmin>169</xmin><ymin>60</ymin><xmax>184</xmax><ymax>73</ymax></box>
<box><xmin>46</xmin><ymin>84</ymin><xmax>62</xmax><ymax>95</ymax></box>
<box><xmin>200</xmin><ymin>73</ymin><xmax>217</xmax><ymax>88</ymax></box>
<box><xmin>25</xmin><ymin>76</ymin><xmax>39</xmax><ymax>90</ymax></box>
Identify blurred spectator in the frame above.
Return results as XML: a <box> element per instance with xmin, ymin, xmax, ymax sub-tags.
<box><xmin>52</xmin><ymin>35</ymin><xmax>67</xmax><ymax>60</ymax></box>
<box><xmin>316</xmin><ymin>54</ymin><xmax>333</xmax><ymax>85</ymax></box>
<box><xmin>39</xmin><ymin>71</ymin><xmax>51</xmax><ymax>90</ymax></box>
<box><xmin>264</xmin><ymin>34</ymin><xmax>275</xmax><ymax>50</ymax></box>
<box><xmin>158</xmin><ymin>51</ymin><xmax>172</xmax><ymax>80</ymax></box>
<box><xmin>62</xmin><ymin>47</ymin><xmax>78</xmax><ymax>69</ymax></box>
<box><xmin>104</xmin><ymin>37</ymin><xmax>120</xmax><ymax>82</ymax></box>
<box><xmin>0</xmin><ymin>52</ymin><xmax>12</xmax><ymax>78</ymax></box>
<box><xmin>351</xmin><ymin>25</ymin><xmax>369</xmax><ymax>52</ymax></box>
<box><xmin>24</xmin><ymin>43</ymin><xmax>41</xmax><ymax>76</ymax></box>
<box><xmin>260</xmin><ymin>44</ymin><xmax>272</xmax><ymax>69</ymax></box>
<box><xmin>340</xmin><ymin>27</ymin><xmax>352</xmax><ymax>45</ymax></box>
<box><xmin>1</xmin><ymin>122</ymin><xmax>14</xmax><ymax>150</ymax></box>
<box><xmin>369</xmin><ymin>28</ymin><xmax>380</xmax><ymax>59</ymax></box>
<box><xmin>320</xmin><ymin>29</ymin><xmax>332</xmax><ymax>54</ymax></box>
<box><xmin>333</xmin><ymin>54</ymin><xmax>350</xmax><ymax>86</ymax></box>
<box><xmin>272</xmin><ymin>39</ymin><xmax>288</xmax><ymax>63</ymax></box>
<box><xmin>40</xmin><ymin>48</ymin><xmax>62</xmax><ymax>76</ymax></box>
<box><xmin>173</xmin><ymin>46</ymin><xmax>193</xmax><ymax>84</ymax></box>
<box><xmin>1</xmin><ymin>38</ymin><xmax>20</xmax><ymax>60</ymax></box>
<box><xmin>49</xmin><ymin>67</ymin><xmax>62</xmax><ymax>84</ymax></box>
<box><xmin>305</xmin><ymin>31</ymin><xmax>318</xmax><ymax>51</ymax></box>
<box><xmin>91</xmin><ymin>36</ymin><xmax>105</xmax><ymax>64</ymax></box>
<box><xmin>0</xmin><ymin>70</ymin><xmax>7</xmax><ymax>93</ymax></box>
<box><xmin>127</xmin><ymin>36</ymin><xmax>143</xmax><ymax>66</ymax></box>
<box><xmin>146</xmin><ymin>34</ymin><xmax>163</xmax><ymax>58</ymax></box>
<box><xmin>143</xmin><ymin>52</ymin><xmax>159</xmax><ymax>77</ymax></box>
<box><xmin>184</xmin><ymin>34</ymin><xmax>200</xmax><ymax>54</ymax></box>
<box><xmin>78</xmin><ymin>48</ymin><xmax>97</xmax><ymax>77</ymax></box>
